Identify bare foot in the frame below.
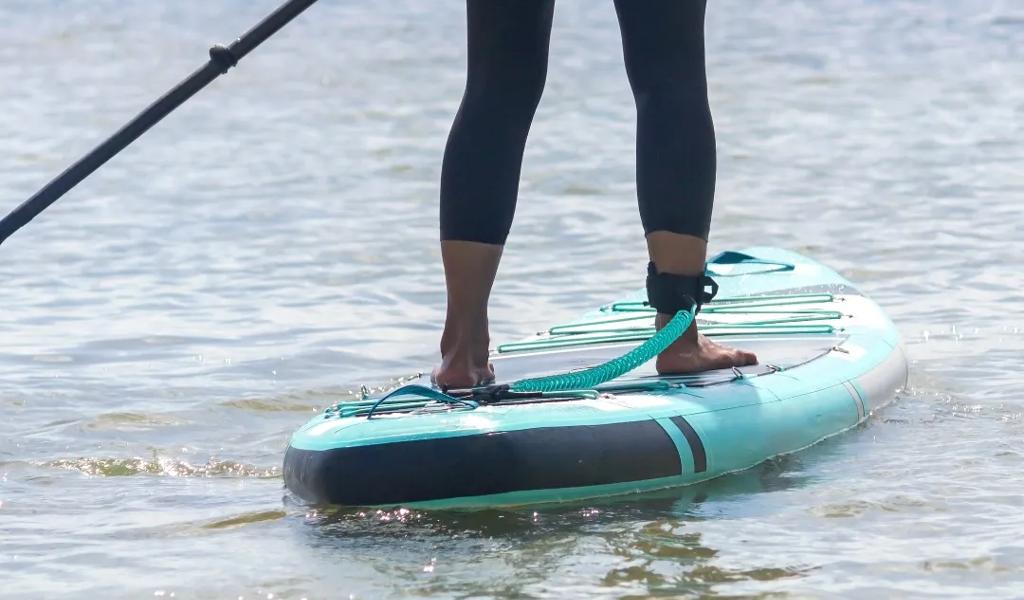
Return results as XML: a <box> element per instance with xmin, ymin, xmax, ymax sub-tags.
<box><xmin>655</xmin><ymin>313</ymin><xmax>757</xmax><ymax>374</ymax></box>
<box><xmin>432</xmin><ymin>354</ymin><xmax>494</xmax><ymax>390</ymax></box>
<box><xmin>433</xmin><ymin>327</ymin><xmax>494</xmax><ymax>390</ymax></box>
<box><xmin>434</xmin><ymin>240</ymin><xmax>503</xmax><ymax>389</ymax></box>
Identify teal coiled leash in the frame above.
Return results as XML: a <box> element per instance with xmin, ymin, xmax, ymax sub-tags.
<box><xmin>343</xmin><ymin>254</ymin><xmax>816</xmax><ymax>416</ymax></box>
<box><xmin>508</xmin><ymin>305</ymin><xmax>695</xmax><ymax>393</ymax></box>
<box><xmin>356</xmin><ymin>305</ymin><xmax>694</xmax><ymax>416</ymax></box>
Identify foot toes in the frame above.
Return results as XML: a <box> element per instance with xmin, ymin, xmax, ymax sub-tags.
<box><xmin>713</xmin><ymin>352</ymin><xmax>743</xmax><ymax>370</ymax></box>
<box><xmin>719</xmin><ymin>348</ymin><xmax>757</xmax><ymax>369</ymax></box>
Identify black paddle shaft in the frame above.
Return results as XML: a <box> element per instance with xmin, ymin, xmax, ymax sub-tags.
<box><xmin>0</xmin><ymin>0</ymin><xmax>320</xmax><ymax>247</ymax></box>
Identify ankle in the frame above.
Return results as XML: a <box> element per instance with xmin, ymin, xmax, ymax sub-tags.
<box><xmin>443</xmin><ymin>334</ymin><xmax>490</xmax><ymax>352</ymax></box>
<box><xmin>440</xmin><ymin>324</ymin><xmax>490</xmax><ymax>357</ymax></box>
<box><xmin>655</xmin><ymin>313</ymin><xmax>699</xmax><ymax>346</ymax></box>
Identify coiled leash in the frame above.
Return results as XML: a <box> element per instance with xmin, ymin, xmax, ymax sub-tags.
<box><xmin>507</xmin><ymin>262</ymin><xmax>717</xmax><ymax>393</ymax></box>
<box><xmin>362</xmin><ymin>263</ymin><xmax>719</xmax><ymax>416</ymax></box>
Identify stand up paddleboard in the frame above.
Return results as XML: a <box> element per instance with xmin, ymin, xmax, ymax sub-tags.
<box><xmin>284</xmin><ymin>248</ymin><xmax>907</xmax><ymax>508</ymax></box>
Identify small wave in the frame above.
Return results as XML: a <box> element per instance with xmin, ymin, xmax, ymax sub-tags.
<box><xmin>83</xmin><ymin>412</ymin><xmax>185</xmax><ymax>431</ymax></box>
<box><xmin>202</xmin><ymin>510</ymin><xmax>287</xmax><ymax>530</ymax></box>
<box><xmin>221</xmin><ymin>375</ymin><xmax>423</xmax><ymax>413</ymax></box>
<box><xmin>46</xmin><ymin>456</ymin><xmax>281</xmax><ymax>478</ymax></box>
<box><xmin>991</xmin><ymin>15</ymin><xmax>1024</xmax><ymax>26</ymax></box>
<box><xmin>219</xmin><ymin>398</ymin><xmax>322</xmax><ymax>413</ymax></box>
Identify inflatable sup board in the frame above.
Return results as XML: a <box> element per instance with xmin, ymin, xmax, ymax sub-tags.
<box><xmin>284</xmin><ymin>247</ymin><xmax>907</xmax><ymax>508</ymax></box>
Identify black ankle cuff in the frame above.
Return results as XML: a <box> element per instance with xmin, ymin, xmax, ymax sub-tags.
<box><xmin>646</xmin><ymin>262</ymin><xmax>719</xmax><ymax>315</ymax></box>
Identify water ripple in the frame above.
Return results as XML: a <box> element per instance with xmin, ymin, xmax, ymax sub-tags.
<box><xmin>2</xmin><ymin>0</ymin><xmax>1022</xmax><ymax>597</ymax></box>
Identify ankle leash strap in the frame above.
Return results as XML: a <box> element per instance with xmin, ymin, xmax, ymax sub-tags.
<box><xmin>646</xmin><ymin>261</ymin><xmax>719</xmax><ymax>315</ymax></box>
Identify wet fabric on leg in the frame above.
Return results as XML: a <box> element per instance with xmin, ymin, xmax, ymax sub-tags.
<box><xmin>439</xmin><ymin>0</ymin><xmax>555</xmax><ymax>244</ymax></box>
<box><xmin>615</xmin><ymin>0</ymin><xmax>716</xmax><ymax>241</ymax></box>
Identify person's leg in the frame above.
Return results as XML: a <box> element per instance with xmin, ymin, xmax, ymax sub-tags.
<box><xmin>435</xmin><ymin>0</ymin><xmax>555</xmax><ymax>389</ymax></box>
<box><xmin>614</xmin><ymin>0</ymin><xmax>756</xmax><ymax>372</ymax></box>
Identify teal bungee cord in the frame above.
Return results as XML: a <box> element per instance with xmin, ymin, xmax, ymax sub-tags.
<box><xmin>364</xmin><ymin>384</ymin><xmax>476</xmax><ymax>419</ymax></box>
<box><xmin>509</xmin><ymin>305</ymin><xmax>696</xmax><ymax>393</ymax></box>
<box><xmin>497</xmin><ymin>293</ymin><xmax>842</xmax><ymax>354</ymax></box>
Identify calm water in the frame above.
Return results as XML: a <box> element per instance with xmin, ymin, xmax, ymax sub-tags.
<box><xmin>2</xmin><ymin>0</ymin><xmax>1023</xmax><ymax>597</ymax></box>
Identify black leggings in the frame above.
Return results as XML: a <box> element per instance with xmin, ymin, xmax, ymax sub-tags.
<box><xmin>440</xmin><ymin>0</ymin><xmax>714</xmax><ymax>245</ymax></box>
